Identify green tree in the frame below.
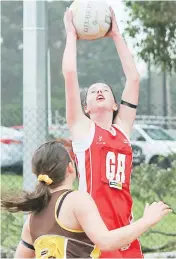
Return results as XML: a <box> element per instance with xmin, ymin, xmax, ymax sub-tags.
<box><xmin>124</xmin><ymin>1</ymin><xmax>176</xmax><ymax>72</ymax></box>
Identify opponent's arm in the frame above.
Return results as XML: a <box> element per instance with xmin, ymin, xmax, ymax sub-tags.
<box><xmin>107</xmin><ymin>9</ymin><xmax>139</xmax><ymax>136</ymax></box>
<box><xmin>14</xmin><ymin>218</ymin><xmax>35</xmax><ymax>258</ymax></box>
<box><xmin>73</xmin><ymin>192</ymin><xmax>171</xmax><ymax>251</ymax></box>
<box><xmin>62</xmin><ymin>10</ymin><xmax>91</xmax><ymax>140</ymax></box>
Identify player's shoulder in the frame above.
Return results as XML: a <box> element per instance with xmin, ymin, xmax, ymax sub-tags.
<box><xmin>113</xmin><ymin>122</ymin><xmax>131</xmax><ymax>141</ymax></box>
<box><xmin>70</xmin><ymin>191</ymin><xmax>98</xmax><ymax>216</ymax></box>
<box><xmin>69</xmin><ymin>190</ymin><xmax>93</xmax><ymax>206</ymax></box>
<box><xmin>58</xmin><ymin>191</ymin><xmax>93</xmax><ymax>214</ymax></box>
<box><xmin>72</xmin><ymin>121</ymin><xmax>96</xmax><ymax>152</ymax></box>
<box><xmin>70</xmin><ymin>190</ymin><xmax>91</xmax><ymax>199</ymax></box>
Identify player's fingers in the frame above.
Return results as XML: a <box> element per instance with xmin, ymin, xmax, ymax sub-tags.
<box><xmin>64</xmin><ymin>9</ymin><xmax>69</xmax><ymax>21</ymax></box>
<box><xmin>144</xmin><ymin>203</ymin><xmax>149</xmax><ymax>211</ymax></box>
<box><xmin>161</xmin><ymin>208</ymin><xmax>172</xmax><ymax>217</ymax></box>
<box><xmin>65</xmin><ymin>8</ymin><xmax>68</xmax><ymax>15</ymax></box>
<box><xmin>63</xmin><ymin>15</ymin><xmax>67</xmax><ymax>25</ymax></box>
<box><xmin>69</xmin><ymin>10</ymin><xmax>73</xmax><ymax>20</ymax></box>
<box><xmin>145</xmin><ymin>202</ymin><xmax>149</xmax><ymax>208</ymax></box>
<box><xmin>157</xmin><ymin>201</ymin><xmax>164</xmax><ymax>206</ymax></box>
<box><xmin>151</xmin><ymin>201</ymin><xmax>158</xmax><ymax>206</ymax></box>
<box><xmin>66</xmin><ymin>8</ymin><xmax>72</xmax><ymax>21</ymax></box>
<box><xmin>109</xmin><ymin>7</ymin><xmax>114</xmax><ymax>15</ymax></box>
<box><xmin>110</xmin><ymin>7</ymin><xmax>116</xmax><ymax>20</ymax></box>
<box><xmin>160</xmin><ymin>204</ymin><xmax>171</xmax><ymax>211</ymax></box>
<box><xmin>66</xmin><ymin>8</ymin><xmax>71</xmax><ymax>19</ymax></box>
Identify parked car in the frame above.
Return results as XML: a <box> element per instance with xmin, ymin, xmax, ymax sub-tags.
<box><xmin>0</xmin><ymin>126</ymin><xmax>23</xmax><ymax>172</ymax></box>
<box><xmin>131</xmin><ymin>124</ymin><xmax>176</xmax><ymax>168</ymax></box>
<box><xmin>166</xmin><ymin>129</ymin><xmax>176</xmax><ymax>140</ymax></box>
<box><xmin>131</xmin><ymin>144</ymin><xmax>145</xmax><ymax>166</ymax></box>
<box><xmin>12</xmin><ymin>125</ymin><xmax>70</xmax><ymax>139</ymax></box>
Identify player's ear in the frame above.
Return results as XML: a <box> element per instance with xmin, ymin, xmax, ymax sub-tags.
<box><xmin>67</xmin><ymin>162</ymin><xmax>75</xmax><ymax>175</ymax></box>
<box><xmin>84</xmin><ymin>105</ymin><xmax>90</xmax><ymax>115</ymax></box>
<box><xmin>112</xmin><ymin>103</ymin><xmax>118</xmax><ymax>111</ymax></box>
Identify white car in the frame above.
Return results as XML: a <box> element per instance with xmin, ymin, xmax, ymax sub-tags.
<box><xmin>131</xmin><ymin>124</ymin><xmax>176</xmax><ymax>167</ymax></box>
<box><xmin>0</xmin><ymin>126</ymin><xmax>23</xmax><ymax>170</ymax></box>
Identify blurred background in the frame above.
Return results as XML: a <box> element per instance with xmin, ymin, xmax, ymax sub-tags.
<box><xmin>1</xmin><ymin>0</ymin><xmax>176</xmax><ymax>257</ymax></box>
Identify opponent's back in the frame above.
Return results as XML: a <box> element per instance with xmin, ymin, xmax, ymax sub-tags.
<box><xmin>30</xmin><ymin>190</ymin><xmax>100</xmax><ymax>258</ymax></box>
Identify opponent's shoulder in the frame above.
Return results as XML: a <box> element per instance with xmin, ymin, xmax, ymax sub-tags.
<box><xmin>69</xmin><ymin>190</ymin><xmax>93</xmax><ymax>207</ymax></box>
<box><xmin>70</xmin><ymin>190</ymin><xmax>92</xmax><ymax>200</ymax></box>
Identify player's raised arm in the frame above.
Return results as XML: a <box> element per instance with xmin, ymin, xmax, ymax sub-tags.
<box><xmin>73</xmin><ymin>192</ymin><xmax>172</xmax><ymax>251</ymax></box>
<box><xmin>106</xmin><ymin>8</ymin><xmax>140</xmax><ymax>137</ymax></box>
<box><xmin>62</xmin><ymin>9</ymin><xmax>91</xmax><ymax>140</ymax></box>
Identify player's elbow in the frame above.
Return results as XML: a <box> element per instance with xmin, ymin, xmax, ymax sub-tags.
<box><xmin>128</xmin><ymin>74</ymin><xmax>140</xmax><ymax>85</ymax></box>
<box><xmin>63</xmin><ymin>69</ymin><xmax>77</xmax><ymax>79</ymax></box>
<box><xmin>126</xmin><ymin>76</ymin><xmax>140</xmax><ymax>92</ymax></box>
<box><xmin>97</xmin><ymin>242</ymin><xmax>116</xmax><ymax>252</ymax></box>
<box><xmin>96</xmin><ymin>234</ymin><xmax>127</xmax><ymax>252</ymax></box>
<box><xmin>95</xmin><ymin>236</ymin><xmax>117</xmax><ymax>252</ymax></box>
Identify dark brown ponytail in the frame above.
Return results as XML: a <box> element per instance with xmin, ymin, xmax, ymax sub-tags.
<box><xmin>2</xmin><ymin>183</ymin><xmax>51</xmax><ymax>213</ymax></box>
<box><xmin>1</xmin><ymin>141</ymin><xmax>72</xmax><ymax>213</ymax></box>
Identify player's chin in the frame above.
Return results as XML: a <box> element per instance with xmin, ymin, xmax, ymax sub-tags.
<box><xmin>96</xmin><ymin>100</ymin><xmax>107</xmax><ymax>106</ymax></box>
<box><xmin>95</xmin><ymin>103</ymin><xmax>111</xmax><ymax>112</ymax></box>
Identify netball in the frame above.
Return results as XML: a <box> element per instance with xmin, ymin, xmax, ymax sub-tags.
<box><xmin>69</xmin><ymin>0</ymin><xmax>111</xmax><ymax>40</ymax></box>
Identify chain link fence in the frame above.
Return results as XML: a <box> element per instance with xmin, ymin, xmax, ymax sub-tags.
<box><xmin>1</xmin><ymin>112</ymin><xmax>176</xmax><ymax>255</ymax></box>
<box><xmin>2</xmin><ymin>0</ymin><xmax>176</xmax><ymax>255</ymax></box>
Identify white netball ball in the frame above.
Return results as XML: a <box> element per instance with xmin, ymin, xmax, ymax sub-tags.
<box><xmin>69</xmin><ymin>0</ymin><xmax>112</xmax><ymax>40</ymax></box>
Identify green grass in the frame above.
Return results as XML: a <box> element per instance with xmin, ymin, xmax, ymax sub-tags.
<box><xmin>132</xmin><ymin>197</ymin><xmax>176</xmax><ymax>252</ymax></box>
<box><xmin>1</xmin><ymin>173</ymin><xmax>23</xmax><ymax>249</ymax></box>
<box><xmin>1</xmin><ymin>173</ymin><xmax>23</xmax><ymax>192</ymax></box>
<box><xmin>1</xmin><ymin>173</ymin><xmax>176</xmax><ymax>252</ymax></box>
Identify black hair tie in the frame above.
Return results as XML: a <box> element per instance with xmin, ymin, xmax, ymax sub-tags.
<box><xmin>121</xmin><ymin>100</ymin><xmax>137</xmax><ymax>109</ymax></box>
<box><xmin>21</xmin><ymin>239</ymin><xmax>35</xmax><ymax>250</ymax></box>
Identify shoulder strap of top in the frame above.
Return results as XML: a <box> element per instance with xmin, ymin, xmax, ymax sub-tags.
<box><xmin>56</xmin><ymin>190</ymin><xmax>73</xmax><ymax>218</ymax></box>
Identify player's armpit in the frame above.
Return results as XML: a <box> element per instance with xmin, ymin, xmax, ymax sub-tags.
<box><xmin>62</xmin><ymin>33</ymin><xmax>92</xmax><ymax>140</ymax></box>
<box><xmin>14</xmin><ymin>217</ymin><xmax>35</xmax><ymax>258</ymax></box>
<box><xmin>64</xmin><ymin>70</ymin><xmax>92</xmax><ymax>141</ymax></box>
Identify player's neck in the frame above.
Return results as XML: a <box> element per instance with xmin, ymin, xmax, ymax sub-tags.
<box><xmin>90</xmin><ymin>111</ymin><xmax>113</xmax><ymax>130</ymax></box>
<box><xmin>49</xmin><ymin>179</ymin><xmax>73</xmax><ymax>193</ymax></box>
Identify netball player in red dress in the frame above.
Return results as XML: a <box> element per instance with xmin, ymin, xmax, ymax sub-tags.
<box><xmin>62</xmin><ymin>8</ymin><xmax>143</xmax><ymax>258</ymax></box>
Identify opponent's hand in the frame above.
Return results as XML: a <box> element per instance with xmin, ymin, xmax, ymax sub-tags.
<box><xmin>142</xmin><ymin>201</ymin><xmax>172</xmax><ymax>227</ymax></box>
<box><xmin>105</xmin><ymin>7</ymin><xmax>120</xmax><ymax>39</ymax></box>
<box><xmin>64</xmin><ymin>8</ymin><xmax>77</xmax><ymax>38</ymax></box>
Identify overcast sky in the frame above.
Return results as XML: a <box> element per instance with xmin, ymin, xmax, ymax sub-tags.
<box><xmin>108</xmin><ymin>0</ymin><xmax>147</xmax><ymax>77</ymax></box>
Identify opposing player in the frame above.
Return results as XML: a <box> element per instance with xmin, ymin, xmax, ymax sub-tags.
<box><xmin>2</xmin><ymin>141</ymin><xmax>172</xmax><ymax>258</ymax></box>
<box><xmin>62</xmin><ymin>8</ymin><xmax>144</xmax><ymax>258</ymax></box>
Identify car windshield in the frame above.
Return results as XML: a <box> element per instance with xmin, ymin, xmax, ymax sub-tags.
<box><xmin>0</xmin><ymin>126</ymin><xmax>22</xmax><ymax>139</ymax></box>
<box><xmin>142</xmin><ymin>127</ymin><xmax>174</xmax><ymax>141</ymax></box>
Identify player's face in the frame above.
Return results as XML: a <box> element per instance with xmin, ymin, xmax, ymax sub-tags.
<box><xmin>85</xmin><ymin>83</ymin><xmax>117</xmax><ymax>115</ymax></box>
